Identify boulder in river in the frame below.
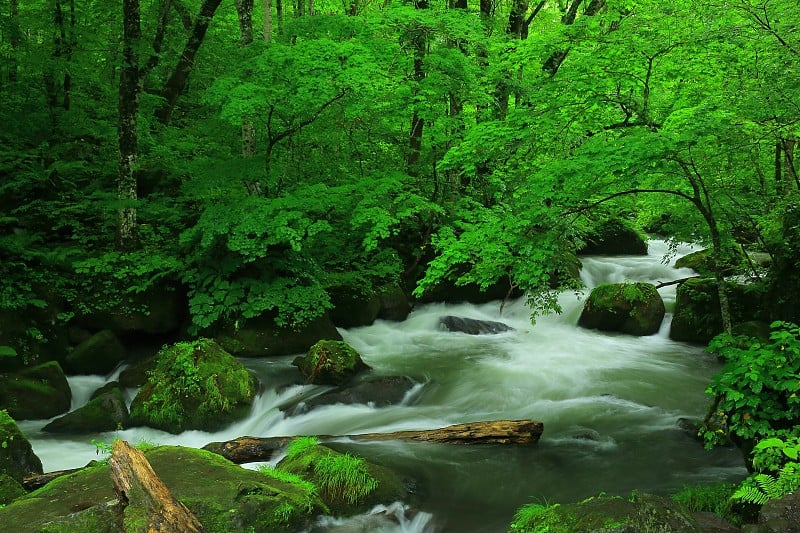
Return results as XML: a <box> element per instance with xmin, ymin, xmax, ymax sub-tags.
<box><xmin>578</xmin><ymin>282</ymin><xmax>665</xmax><ymax>336</ymax></box>
<box><xmin>0</xmin><ymin>361</ymin><xmax>72</xmax><ymax>420</ymax></box>
<box><xmin>216</xmin><ymin>312</ymin><xmax>342</xmax><ymax>357</ymax></box>
<box><xmin>64</xmin><ymin>329</ymin><xmax>126</xmax><ymax>375</ymax></box>
<box><xmin>328</xmin><ymin>286</ymin><xmax>382</xmax><ymax>328</ymax></box>
<box><xmin>293</xmin><ymin>340</ymin><xmax>371</xmax><ymax>386</ymax></box>
<box><xmin>439</xmin><ymin>316</ymin><xmax>513</xmax><ymax>335</ymax></box>
<box><xmin>0</xmin><ymin>445</ymin><xmax>327</xmax><ymax>532</ymax></box>
<box><xmin>578</xmin><ymin>219</ymin><xmax>648</xmax><ymax>256</ymax></box>
<box><xmin>0</xmin><ymin>409</ymin><xmax>43</xmax><ymax>483</ymax></box>
<box><xmin>376</xmin><ymin>283</ymin><xmax>412</xmax><ymax>322</ymax></box>
<box><xmin>42</xmin><ymin>382</ymin><xmax>129</xmax><ymax>434</ymax></box>
<box><xmin>128</xmin><ymin>339</ymin><xmax>257</xmax><ymax>433</ymax></box>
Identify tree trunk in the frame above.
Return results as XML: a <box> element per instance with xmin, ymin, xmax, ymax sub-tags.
<box><xmin>118</xmin><ymin>0</ymin><xmax>144</xmax><ymax>249</ymax></box>
<box><xmin>155</xmin><ymin>0</ymin><xmax>223</xmax><ymax>124</ymax></box>
<box><xmin>407</xmin><ymin>0</ymin><xmax>428</xmax><ymax>175</ymax></box>
<box><xmin>203</xmin><ymin>420</ymin><xmax>543</xmax><ymax>463</ymax></box>
<box><xmin>543</xmin><ymin>0</ymin><xmax>605</xmax><ymax>76</ymax></box>
<box><xmin>109</xmin><ymin>440</ymin><xmax>204</xmax><ymax>533</ymax></box>
<box><xmin>235</xmin><ymin>0</ymin><xmax>254</xmax><ymax>45</ymax></box>
<box><xmin>276</xmin><ymin>0</ymin><xmax>284</xmax><ymax>35</ymax></box>
<box><xmin>7</xmin><ymin>0</ymin><xmax>20</xmax><ymax>84</ymax></box>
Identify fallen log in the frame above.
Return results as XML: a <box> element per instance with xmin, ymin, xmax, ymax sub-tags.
<box><xmin>23</xmin><ymin>467</ymin><xmax>83</xmax><ymax>491</ymax></box>
<box><xmin>109</xmin><ymin>439</ymin><xmax>204</xmax><ymax>532</ymax></box>
<box><xmin>203</xmin><ymin>419</ymin><xmax>543</xmax><ymax>463</ymax></box>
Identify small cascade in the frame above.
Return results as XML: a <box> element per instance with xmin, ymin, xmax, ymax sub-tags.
<box><xmin>22</xmin><ymin>240</ymin><xmax>746</xmax><ymax>532</ymax></box>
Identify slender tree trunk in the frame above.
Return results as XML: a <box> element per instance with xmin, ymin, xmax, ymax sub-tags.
<box><xmin>543</xmin><ymin>0</ymin><xmax>605</xmax><ymax>76</ymax></box>
<box><xmin>6</xmin><ymin>0</ymin><xmax>20</xmax><ymax>84</ymax></box>
<box><xmin>308</xmin><ymin>0</ymin><xmax>315</xmax><ymax>16</ymax></box>
<box><xmin>235</xmin><ymin>0</ymin><xmax>254</xmax><ymax>44</ymax></box>
<box><xmin>276</xmin><ymin>0</ymin><xmax>284</xmax><ymax>35</ymax></box>
<box><xmin>155</xmin><ymin>0</ymin><xmax>223</xmax><ymax>124</ymax></box>
<box><xmin>118</xmin><ymin>0</ymin><xmax>144</xmax><ymax>249</ymax></box>
<box><xmin>783</xmin><ymin>137</ymin><xmax>799</xmax><ymax>189</ymax></box>
<box><xmin>407</xmin><ymin>0</ymin><xmax>428</xmax><ymax>175</ymax></box>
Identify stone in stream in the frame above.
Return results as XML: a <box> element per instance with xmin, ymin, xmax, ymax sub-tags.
<box><xmin>0</xmin><ymin>410</ymin><xmax>43</xmax><ymax>483</ymax></box>
<box><xmin>0</xmin><ymin>361</ymin><xmax>72</xmax><ymax>420</ymax></box>
<box><xmin>439</xmin><ymin>316</ymin><xmax>513</xmax><ymax>335</ymax></box>
<box><xmin>42</xmin><ymin>382</ymin><xmax>129</xmax><ymax>434</ymax></box>
<box><xmin>293</xmin><ymin>375</ymin><xmax>418</xmax><ymax>414</ymax></box>
<box><xmin>293</xmin><ymin>340</ymin><xmax>371</xmax><ymax>386</ymax></box>
<box><xmin>578</xmin><ymin>282</ymin><xmax>665</xmax><ymax>336</ymax></box>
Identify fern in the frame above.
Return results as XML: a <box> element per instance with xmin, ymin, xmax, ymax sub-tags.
<box><xmin>733</xmin><ymin>463</ymin><xmax>800</xmax><ymax>505</ymax></box>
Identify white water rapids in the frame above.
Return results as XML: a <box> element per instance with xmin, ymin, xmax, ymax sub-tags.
<box><xmin>21</xmin><ymin>240</ymin><xmax>747</xmax><ymax>532</ymax></box>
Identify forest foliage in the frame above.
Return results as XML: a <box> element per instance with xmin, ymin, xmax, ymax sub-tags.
<box><xmin>0</xmin><ymin>0</ymin><xmax>798</xmax><ymax>336</ymax></box>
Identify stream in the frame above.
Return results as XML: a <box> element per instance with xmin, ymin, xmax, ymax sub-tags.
<box><xmin>22</xmin><ymin>240</ymin><xmax>748</xmax><ymax>532</ymax></box>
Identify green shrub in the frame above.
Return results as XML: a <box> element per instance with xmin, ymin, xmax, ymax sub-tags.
<box><xmin>671</xmin><ymin>483</ymin><xmax>740</xmax><ymax>526</ymax></box>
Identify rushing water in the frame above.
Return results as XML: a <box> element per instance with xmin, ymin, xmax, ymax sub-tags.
<box><xmin>22</xmin><ymin>240</ymin><xmax>747</xmax><ymax>532</ymax></box>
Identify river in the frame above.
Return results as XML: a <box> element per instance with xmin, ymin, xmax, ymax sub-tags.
<box><xmin>22</xmin><ymin>240</ymin><xmax>747</xmax><ymax>532</ymax></box>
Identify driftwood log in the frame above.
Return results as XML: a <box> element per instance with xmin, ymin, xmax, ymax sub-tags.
<box><xmin>204</xmin><ymin>419</ymin><xmax>543</xmax><ymax>464</ymax></box>
<box><xmin>109</xmin><ymin>439</ymin><xmax>204</xmax><ymax>532</ymax></box>
<box><xmin>23</xmin><ymin>467</ymin><xmax>83</xmax><ymax>491</ymax></box>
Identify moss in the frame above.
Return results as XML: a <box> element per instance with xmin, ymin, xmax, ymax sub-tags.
<box><xmin>0</xmin><ymin>409</ymin><xmax>43</xmax><ymax>482</ymax></box>
<box><xmin>0</xmin><ymin>445</ymin><xmax>326</xmax><ymax>533</ymax></box>
<box><xmin>277</xmin><ymin>438</ymin><xmax>406</xmax><ymax>517</ymax></box>
<box><xmin>292</xmin><ymin>340</ymin><xmax>370</xmax><ymax>385</ymax></box>
<box><xmin>0</xmin><ymin>472</ymin><xmax>25</xmax><ymax>504</ymax></box>
<box><xmin>578</xmin><ymin>282</ymin><xmax>665</xmax><ymax>336</ymax></box>
<box><xmin>0</xmin><ymin>361</ymin><xmax>71</xmax><ymax>420</ymax></box>
<box><xmin>128</xmin><ymin>339</ymin><xmax>257</xmax><ymax>433</ymax></box>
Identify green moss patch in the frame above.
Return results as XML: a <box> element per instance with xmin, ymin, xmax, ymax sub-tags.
<box><xmin>292</xmin><ymin>340</ymin><xmax>370</xmax><ymax>385</ymax></box>
<box><xmin>129</xmin><ymin>339</ymin><xmax>257</xmax><ymax>433</ymax></box>
<box><xmin>578</xmin><ymin>282</ymin><xmax>665</xmax><ymax>336</ymax></box>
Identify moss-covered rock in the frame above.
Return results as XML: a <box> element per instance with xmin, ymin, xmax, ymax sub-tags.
<box><xmin>293</xmin><ymin>340</ymin><xmax>371</xmax><ymax>386</ymax></box>
<box><xmin>43</xmin><ymin>384</ymin><xmax>128</xmax><ymax>434</ymax></box>
<box><xmin>376</xmin><ymin>283</ymin><xmax>412</xmax><ymax>322</ymax></box>
<box><xmin>579</xmin><ymin>219</ymin><xmax>648</xmax><ymax>256</ymax></box>
<box><xmin>578</xmin><ymin>283</ymin><xmax>665</xmax><ymax>336</ymax></box>
<box><xmin>216</xmin><ymin>313</ymin><xmax>342</xmax><ymax>357</ymax></box>
<box><xmin>0</xmin><ymin>445</ymin><xmax>327</xmax><ymax>532</ymax></box>
<box><xmin>0</xmin><ymin>472</ymin><xmax>26</xmax><ymax>504</ymax></box>
<box><xmin>128</xmin><ymin>339</ymin><xmax>257</xmax><ymax>433</ymax></box>
<box><xmin>329</xmin><ymin>286</ymin><xmax>382</xmax><ymax>328</ymax></box>
<box><xmin>118</xmin><ymin>355</ymin><xmax>156</xmax><ymax>388</ymax></box>
<box><xmin>0</xmin><ymin>409</ymin><xmax>43</xmax><ymax>482</ymax></box>
<box><xmin>277</xmin><ymin>437</ymin><xmax>409</xmax><ymax>517</ymax></box>
<box><xmin>0</xmin><ymin>361</ymin><xmax>71</xmax><ymax>420</ymax></box>
<box><xmin>674</xmin><ymin>248</ymin><xmax>742</xmax><ymax>277</ymax></box>
<box><xmin>509</xmin><ymin>493</ymin><xmax>700</xmax><ymax>532</ymax></box>
<box><xmin>64</xmin><ymin>329</ymin><xmax>126</xmax><ymax>376</ymax></box>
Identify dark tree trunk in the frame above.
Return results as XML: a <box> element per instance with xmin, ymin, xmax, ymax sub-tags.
<box><xmin>118</xmin><ymin>0</ymin><xmax>144</xmax><ymax>249</ymax></box>
<box><xmin>543</xmin><ymin>0</ymin><xmax>605</xmax><ymax>76</ymax></box>
<box><xmin>155</xmin><ymin>0</ymin><xmax>223</xmax><ymax>124</ymax></box>
<box><xmin>235</xmin><ymin>0</ymin><xmax>254</xmax><ymax>45</ymax></box>
<box><xmin>407</xmin><ymin>0</ymin><xmax>428</xmax><ymax>175</ymax></box>
<box><xmin>7</xmin><ymin>0</ymin><xmax>20</xmax><ymax>84</ymax></box>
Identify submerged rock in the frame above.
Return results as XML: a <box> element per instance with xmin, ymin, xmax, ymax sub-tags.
<box><xmin>0</xmin><ymin>409</ymin><xmax>43</xmax><ymax>482</ymax></box>
<box><xmin>297</xmin><ymin>376</ymin><xmax>417</xmax><ymax>412</ymax></box>
<box><xmin>128</xmin><ymin>339</ymin><xmax>257</xmax><ymax>433</ymax></box>
<box><xmin>377</xmin><ymin>283</ymin><xmax>412</xmax><ymax>322</ymax></box>
<box><xmin>0</xmin><ymin>445</ymin><xmax>327</xmax><ymax>532</ymax></box>
<box><xmin>43</xmin><ymin>382</ymin><xmax>129</xmax><ymax>434</ymax></box>
<box><xmin>0</xmin><ymin>361</ymin><xmax>72</xmax><ymax>420</ymax></box>
<box><xmin>439</xmin><ymin>316</ymin><xmax>513</xmax><ymax>335</ymax></box>
<box><xmin>293</xmin><ymin>340</ymin><xmax>371</xmax><ymax>386</ymax></box>
<box><xmin>578</xmin><ymin>282</ymin><xmax>665</xmax><ymax>336</ymax></box>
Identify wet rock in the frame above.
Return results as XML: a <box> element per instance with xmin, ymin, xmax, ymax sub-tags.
<box><xmin>64</xmin><ymin>329</ymin><xmax>126</xmax><ymax>375</ymax></box>
<box><xmin>578</xmin><ymin>282</ymin><xmax>665</xmax><ymax>336</ymax></box>
<box><xmin>0</xmin><ymin>361</ymin><xmax>71</xmax><ymax>420</ymax></box>
<box><xmin>0</xmin><ymin>445</ymin><xmax>327</xmax><ymax>532</ymax></box>
<box><xmin>43</xmin><ymin>383</ymin><xmax>129</xmax><ymax>434</ymax></box>
<box><xmin>439</xmin><ymin>316</ymin><xmax>513</xmax><ymax>335</ymax></box>
<box><xmin>0</xmin><ymin>472</ymin><xmax>26</xmax><ymax>505</ymax></box>
<box><xmin>118</xmin><ymin>355</ymin><xmax>156</xmax><ymax>388</ymax></box>
<box><xmin>755</xmin><ymin>488</ymin><xmax>800</xmax><ymax>532</ymax></box>
<box><xmin>300</xmin><ymin>376</ymin><xmax>417</xmax><ymax>412</ymax></box>
<box><xmin>217</xmin><ymin>312</ymin><xmax>342</xmax><ymax>357</ymax></box>
<box><xmin>579</xmin><ymin>219</ymin><xmax>648</xmax><ymax>256</ymax></box>
<box><xmin>377</xmin><ymin>283</ymin><xmax>412</xmax><ymax>322</ymax></box>
<box><xmin>329</xmin><ymin>286</ymin><xmax>381</xmax><ymax>328</ymax></box>
<box><xmin>511</xmin><ymin>493</ymin><xmax>700</xmax><ymax>532</ymax></box>
<box><xmin>129</xmin><ymin>339</ymin><xmax>257</xmax><ymax>433</ymax></box>
<box><xmin>0</xmin><ymin>410</ymin><xmax>43</xmax><ymax>482</ymax></box>
<box><xmin>293</xmin><ymin>340</ymin><xmax>371</xmax><ymax>386</ymax></box>
<box><xmin>692</xmin><ymin>511</ymin><xmax>740</xmax><ymax>532</ymax></box>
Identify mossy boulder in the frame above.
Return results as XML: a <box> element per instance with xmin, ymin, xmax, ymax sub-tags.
<box><xmin>376</xmin><ymin>283</ymin><xmax>412</xmax><ymax>322</ymax></box>
<box><xmin>292</xmin><ymin>340</ymin><xmax>371</xmax><ymax>386</ymax></box>
<box><xmin>42</xmin><ymin>383</ymin><xmax>129</xmax><ymax>434</ymax></box>
<box><xmin>64</xmin><ymin>329</ymin><xmax>127</xmax><ymax>375</ymax></box>
<box><xmin>277</xmin><ymin>438</ymin><xmax>409</xmax><ymax>517</ymax></box>
<box><xmin>328</xmin><ymin>286</ymin><xmax>382</xmax><ymax>328</ymax></box>
<box><xmin>578</xmin><ymin>283</ymin><xmax>665</xmax><ymax>336</ymax></box>
<box><xmin>0</xmin><ymin>445</ymin><xmax>327</xmax><ymax>532</ymax></box>
<box><xmin>674</xmin><ymin>248</ymin><xmax>742</xmax><ymax>277</ymax></box>
<box><xmin>0</xmin><ymin>409</ymin><xmax>43</xmax><ymax>482</ymax></box>
<box><xmin>118</xmin><ymin>356</ymin><xmax>156</xmax><ymax>388</ymax></box>
<box><xmin>510</xmin><ymin>493</ymin><xmax>700</xmax><ymax>532</ymax></box>
<box><xmin>128</xmin><ymin>339</ymin><xmax>257</xmax><ymax>433</ymax></box>
<box><xmin>216</xmin><ymin>313</ymin><xmax>342</xmax><ymax>357</ymax></box>
<box><xmin>0</xmin><ymin>472</ymin><xmax>26</xmax><ymax>504</ymax></box>
<box><xmin>579</xmin><ymin>219</ymin><xmax>648</xmax><ymax>256</ymax></box>
<box><xmin>0</xmin><ymin>361</ymin><xmax>72</xmax><ymax>420</ymax></box>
